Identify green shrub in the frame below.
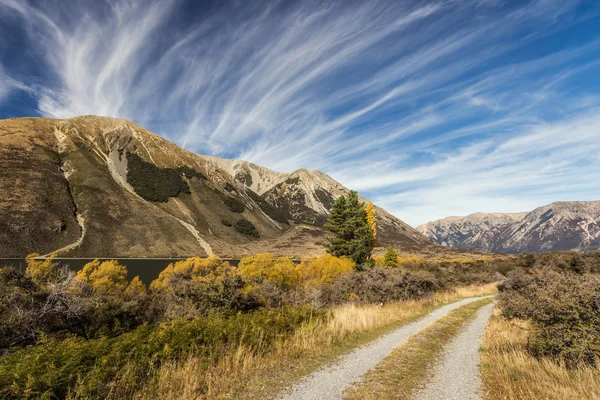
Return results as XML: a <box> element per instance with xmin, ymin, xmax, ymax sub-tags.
<box><xmin>0</xmin><ymin>307</ymin><xmax>320</xmax><ymax>399</ymax></box>
<box><xmin>383</xmin><ymin>246</ymin><xmax>399</xmax><ymax>268</ymax></box>
<box><xmin>224</xmin><ymin>196</ymin><xmax>245</xmax><ymax>213</ymax></box>
<box><xmin>176</xmin><ymin>165</ymin><xmax>207</xmax><ymax>180</ymax></box>
<box><xmin>126</xmin><ymin>153</ymin><xmax>189</xmax><ymax>202</ymax></box>
<box><xmin>235</xmin><ymin>219</ymin><xmax>260</xmax><ymax>238</ymax></box>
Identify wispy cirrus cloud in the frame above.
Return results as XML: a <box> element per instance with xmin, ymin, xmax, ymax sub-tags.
<box><xmin>0</xmin><ymin>0</ymin><xmax>599</xmax><ymax>225</ymax></box>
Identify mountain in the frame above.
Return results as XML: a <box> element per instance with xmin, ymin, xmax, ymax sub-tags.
<box><xmin>0</xmin><ymin>116</ymin><xmax>431</xmax><ymax>258</ymax></box>
<box><xmin>417</xmin><ymin>201</ymin><xmax>600</xmax><ymax>253</ymax></box>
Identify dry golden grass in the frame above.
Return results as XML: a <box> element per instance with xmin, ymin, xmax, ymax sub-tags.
<box><xmin>135</xmin><ymin>283</ymin><xmax>498</xmax><ymax>399</ymax></box>
<box><xmin>481</xmin><ymin>310</ymin><xmax>600</xmax><ymax>400</ymax></box>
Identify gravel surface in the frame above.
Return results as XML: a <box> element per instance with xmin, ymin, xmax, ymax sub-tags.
<box><xmin>414</xmin><ymin>302</ymin><xmax>495</xmax><ymax>400</ymax></box>
<box><xmin>276</xmin><ymin>296</ymin><xmax>493</xmax><ymax>400</ymax></box>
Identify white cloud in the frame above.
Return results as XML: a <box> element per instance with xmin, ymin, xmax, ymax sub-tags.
<box><xmin>0</xmin><ymin>0</ymin><xmax>598</xmax><ymax>226</ymax></box>
<box><xmin>361</xmin><ymin>110</ymin><xmax>600</xmax><ymax>225</ymax></box>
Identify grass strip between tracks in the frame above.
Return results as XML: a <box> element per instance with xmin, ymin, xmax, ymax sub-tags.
<box><xmin>344</xmin><ymin>297</ymin><xmax>493</xmax><ymax>400</ymax></box>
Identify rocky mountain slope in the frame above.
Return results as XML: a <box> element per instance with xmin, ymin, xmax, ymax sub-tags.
<box><xmin>0</xmin><ymin>116</ymin><xmax>430</xmax><ymax>258</ymax></box>
<box><xmin>418</xmin><ymin>202</ymin><xmax>600</xmax><ymax>253</ymax></box>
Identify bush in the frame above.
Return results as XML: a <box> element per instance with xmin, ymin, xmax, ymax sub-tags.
<box><xmin>0</xmin><ymin>307</ymin><xmax>320</xmax><ymax>399</ymax></box>
<box><xmin>126</xmin><ymin>152</ymin><xmax>189</xmax><ymax>202</ymax></box>
<box><xmin>299</xmin><ymin>254</ymin><xmax>355</xmax><ymax>287</ymax></box>
<box><xmin>0</xmin><ymin>267</ymin><xmax>39</xmax><ymax>349</ymax></box>
<box><xmin>498</xmin><ymin>270</ymin><xmax>600</xmax><ymax>367</ymax></box>
<box><xmin>176</xmin><ymin>165</ymin><xmax>207</xmax><ymax>180</ymax></box>
<box><xmin>237</xmin><ymin>254</ymin><xmax>302</xmax><ymax>307</ymax></box>
<box><xmin>75</xmin><ymin>259</ymin><xmax>129</xmax><ymax>296</ymax></box>
<box><xmin>149</xmin><ymin>257</ymin><xmax>261</xmax><ymax>319</ymax></box>
<box><xmin>221</xmin><ymin>219</ymin><xmax>233</xmax><ymax>227</ymax></box>
<box><xmin>0</xmin><ymin>260</ymin><xmax>151</xmax><ymax>350</ymax></box>
<box><xmin>319</xmin><ymin>267</ymin><xmax>439</xmax><ymax>305</ymax></box>
<box><xmin>25</xmin><ymin>253</ymin><xmax>60</xmax><ymax>286</ymax></box>
<box><xmin>383</xmin><ymin>246</ymin><xmax>399</xmax><ymax>268</ymax></box>
<box><xmin>235</xmin><ymin>219</ymin><xmax>260</xmax><ymax>238</ymax></box>
<box><xmin>238</xmin><ymin>253</ymin><xmax>300</xmax><ymax>291</ymax></box>
<box><xmin>224</xmin><ymin>196</ymin><xmax>245</xmax><ymax>213</ymax></box>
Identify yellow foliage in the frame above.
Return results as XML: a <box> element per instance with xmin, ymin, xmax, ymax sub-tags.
<box><xmin>76</xmin><ymin>259</ymin><xmax>128</xmax><ymax>296</ymax></box>
<box><xmin>372</xmin><ymin>256</ymin><xmax>385</xmax><ymax>267</ymax></box>
<box><xmin>237</xmin><ymin>253</ymin><xmax>275</xmax><ymax>281</ymax></box>
<box><xmin>299</xmin><ymin>254</ymin><xmax>355</xmax><ymax>287</ymax></box>
<box><xmin>125</xmin><ymin>276</ymin><xmax>147</xmax><ymax>298</ymax></box>
<box><xmin>397</xmin><ymin>256</ymin><xmax>426</xmax><ymax>266</ymax></box>
<box><xmin>149</xmin><ymin>256</ymin><xmax>230</xmax><ymax>291</ymax></box>
<box><xmin>238</xmin><ymin>253</ymin><xmax>301</xmax><ymax>290</ymax></box>
<box><xmin>25</xmin><ymin>253</ymin><xmax>60</xmax><ymax>286</ymax></box>
<box><xmin>366</xmin><ymin>201</ymin><xmax>376</xmax><ymax>243</ymax></box>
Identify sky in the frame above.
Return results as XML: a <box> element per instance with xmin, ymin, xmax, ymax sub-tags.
<box><xmin>0</xmin><ymin>0</ymin><xmax>599</xmax><ymax>226</ymax></box>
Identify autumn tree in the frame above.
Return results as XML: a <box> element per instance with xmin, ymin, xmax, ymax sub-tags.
<box><xmin>125</xmin><ymin>276</ymin><xmax>147</xmax><ymax>300</ymax></box>
<box><xmin>299</xmin><ymin>254</ymin><xmax>355</xmax><ymax>286</ymax></box>
<box><xmin>25</xmin><ymin>253</ymin><xmax>60</xmax><ymax>286</ymax></box>
<box><xmin>366</xmin><ymin>201</ymin><xmax>377</xmax><ymax>246</ymax></box>
<box><xmin>384</xmin><ymin>246</ymin><xmax>399</xmax><ymax>268</ymax></box>
<box><xmin>237</xmin><ymin>253</ymin><xmax>301</xmax><ymax>291</ymax></box>
<box><xmin>324</xmin><ymin>191</ymin><xmax>375</xmax><ymax>267</ymax></box>
<box><xmin>75</xmin><ymin>259</ymin><xmax>128</xmax><ymax>296</ymax></box>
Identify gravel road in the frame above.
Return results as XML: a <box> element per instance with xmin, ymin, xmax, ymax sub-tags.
<box><xmin>414</xmin><ymin>302</ymin><xmax>495</xmax><ymax>400</ymax></box>
<box><xmin>276</xmin><ymin>296</ymin><xmax>493</xmax><ymax>400</ymax></box>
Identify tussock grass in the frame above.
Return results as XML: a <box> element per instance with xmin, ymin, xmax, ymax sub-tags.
<box><xmin>481</xmin><ymin>310</ymin><xmax>600</xmax><ymax>400</ymax></box>
<box><xmin>344</xmin><ymin>298</ymin><xmax>493</xmax><ymax>400</ymax></box>
<box><xmin>135</xmin><ymin>283</ymin><xmax>498</xmax><ymax>399</ymax></box>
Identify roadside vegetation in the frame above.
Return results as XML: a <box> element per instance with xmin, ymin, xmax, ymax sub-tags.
<box><xmin>482</xmin><ymin>251</ymin><xmax>600</xmax><ymax>400</ymax></box>
<box><xmin>0</xmin><ymin>250</ymin><xmax>501</xmax><ymax>399</ymax></box>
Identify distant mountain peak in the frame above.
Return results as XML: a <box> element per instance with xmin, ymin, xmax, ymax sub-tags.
<box><xmin>418</xmin><ymin>201</ymin><xmax>600</xmax><ymax>253</ymax></box>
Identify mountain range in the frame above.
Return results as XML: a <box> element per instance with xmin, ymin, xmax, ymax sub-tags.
<box><xmin>0</xmin><ymin>116</ymin><xmax>430</xmax><ymax>258</ymax></box>
<box><xmin>417</xmin><ymin>201</ymin><xmax>600</xmax><ymax>253</ymax></box>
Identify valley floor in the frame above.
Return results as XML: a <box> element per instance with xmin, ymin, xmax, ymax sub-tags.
<box><xmin>135</xmin><ymin>284</ymin><xmax>497</xmax><ymax>399</ymax></box>
<box><xmin>203</xmin><ymin>290</ymin><xmax>599</xmax><ymax>400</ymax></box>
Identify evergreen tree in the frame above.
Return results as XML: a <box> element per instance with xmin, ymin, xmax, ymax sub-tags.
<box><xmin>324</xmin><ymin>191</ymin><xmax>374</xmax><ymax>267</ymax></box>
<box><xmin>384</xmin><ymin>246</ymin><xmax>399</xmax><ymax>268</ymax></box>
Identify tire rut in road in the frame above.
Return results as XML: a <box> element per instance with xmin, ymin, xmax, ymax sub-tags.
<box><xmin>276</xmin><ymin>296</ymin><xmax>493</xmax><ymax>400</ymax></box>
<box><xmin>414</xmin><ymin>302</ymin><xmax>495</xmax><ymax>400</ymax></box>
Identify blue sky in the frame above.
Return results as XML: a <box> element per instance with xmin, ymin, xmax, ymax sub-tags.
<box><xmin>1</xmin><ymin>0</ymin><xmax>599</xmax><ymax>226</ymax></box>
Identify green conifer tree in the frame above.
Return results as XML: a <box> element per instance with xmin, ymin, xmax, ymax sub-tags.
<box><xmin>324</xmin><ymin>191</ymin><xmax>374</xmax><ymax>267</ymax></box>
<box><xmin>384</xmin><ymin>246</ymin><xmax>399</xmax><ymax>268</ymax></box>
